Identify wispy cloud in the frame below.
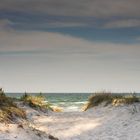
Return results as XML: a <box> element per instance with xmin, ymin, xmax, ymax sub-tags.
<box><xmin>0</xmin><ymin>30</ymin><xmax>140</xmax><ymax>92</ymax></box>
<box><xmin>104</xmin><ymin>19</ymin><xmax>140</xmax><ymax>28</ymax></box>
<box><xmin>0</xmin><ymin>0</ymin><xmax>140</xmax><ymax>18</ymax></box>
<box><xmin>0</xmin><ymin>0</ymin><xmax>140</xmax><ymax>37</ymax></box>
<box><xmin>0</xmin><ymin>12</ymin><xmax>97</xmax><ymax>30</ymax></box>
<box><xmin>0</xmin><ymin>30</ymin><xmax>139</xmax><ymax>57</ymax></box>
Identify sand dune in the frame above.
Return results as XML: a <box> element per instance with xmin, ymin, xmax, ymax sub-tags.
<box><xmin>1</xmin><ymin>104</ymin><xmax>140</xmax><ymax>140</ymax></box>
<box><xmin>33</xmin><ymin>104</ymin><xmax>140</xmax><ymax>140</ymax></box>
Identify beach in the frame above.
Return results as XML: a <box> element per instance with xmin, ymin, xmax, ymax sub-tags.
<box><xmin>1</xmin><ymin>0</ymin><xmax>140</xmax><ymax>139</ymax></box>
<box><xmin>33</xmin><ymin>104</ymin><xmax>140</xmax><ymax>140</ymax></box>
<box><xmin>1</xmin><ymin>102</ymin><xmax>140</xmax><ymax>140</ymax></box>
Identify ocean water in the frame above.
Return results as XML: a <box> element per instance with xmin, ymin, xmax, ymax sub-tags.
<box><xmin>6</xmin><ymin>93</ymin><xmax>92</xmax><ymax>112</ymax></box>
<box><xmin>6</xmin><ymin>93</ymin><xmax>140</xmax><ymax>112</ymax></box>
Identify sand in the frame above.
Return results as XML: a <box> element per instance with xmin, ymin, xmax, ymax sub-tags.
<box><xmin>1</xmin><ymin>103</ymin><xmax>140</xmax><ymax>140</ymax></box>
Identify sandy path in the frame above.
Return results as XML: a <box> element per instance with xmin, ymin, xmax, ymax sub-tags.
<box><xmin>33</xmin><ymin>104</ymin><xmax>140</xmax><ymax>140</ymax></box>
<box><xmin>1</xmin><ymin>104</ymin><xmax>140</xmax><ymax>140</ymax></box>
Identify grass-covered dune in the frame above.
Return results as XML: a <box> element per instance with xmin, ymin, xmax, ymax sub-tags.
<box><xmin>0</xmin><ymin>90</ymin><xmax>60</xmax><ymax>140</ymax></box>
<box><xmin>0</xmin><ymin>89</ymin><xmax>63</xmax><ymax>123</ymax></box>
<box><xmin>0</xmin><ymin>89</ymin><xmax>26</xmax><ymax>123</ymax></box>
<box><xmin>83</xmin><ymin>92</ymin><xmax>140</xmax><ymax>111</ymax></box>
<box><xmin>20</xmin><ymin>93</ymin><xmax>53</xmax><ymax>112</ymax></box>
<box><xmin>20</xmin><ymin>93</ymin><xmax>63</xmax><ymax>112</ymax></box>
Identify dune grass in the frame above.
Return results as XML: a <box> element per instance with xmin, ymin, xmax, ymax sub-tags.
<box><xmin>21</xmin><ymin>93</ymin><xmax>63</xmax><ymax>112</ymax></box>
<box><xmin>83</xmin><ymin>92</ymin><xmax>140</xmax><ymax>111</ymax></box>
<box><xmin>0</xmin><ymin>89</ymin><xmax>26</xmax><ymax>123</ymax></box>
<box><xmin>20</xmin><ymin>93</ymin><xmax>54</xmax><ymax>112</ymax></box>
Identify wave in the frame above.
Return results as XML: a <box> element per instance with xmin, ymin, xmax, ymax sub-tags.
<box><xmin>51</xmin><ymin>101</ymin><xmax>87</xmax><ymax>112</ymax></box>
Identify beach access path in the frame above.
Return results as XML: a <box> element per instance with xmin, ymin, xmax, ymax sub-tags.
<box><xmin>1</xmin><ymin>104</ymin><xmax>140</xmax><ymax>140</ymax></box>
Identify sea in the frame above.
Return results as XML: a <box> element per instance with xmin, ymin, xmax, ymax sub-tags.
<box><xmin>5</xmin><ymin>93</ymin><xmax>92</xmax><ymax>112</ymax></box>
<box><xmin>5</xmin><ymin>93</ymin><xmax>140</xmax><ymax>112</ymax></box>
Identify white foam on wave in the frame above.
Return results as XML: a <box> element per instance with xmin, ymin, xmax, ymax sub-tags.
<box><xmin>46</xmin><ymin>100</ymin><xmax>88</xmax><ymax>112</ymax></box>
<box><xmin>62</xmin><ymin>101</ymin><xmax>87</xmax><ymax>112</ymax></box>
<box><xmin>63</xmin><ymin>106</ymin><xmax>80</xmax><ymax>112</ymax></box>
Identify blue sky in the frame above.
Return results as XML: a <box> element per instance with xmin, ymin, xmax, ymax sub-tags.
<box><xmin>0</xmin><ymin>0</ymin><xmax>140</xmax><ymax>92</ymax></box>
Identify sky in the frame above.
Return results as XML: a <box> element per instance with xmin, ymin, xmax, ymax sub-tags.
<box><xmin>0</xmin><ymin>0</ymin><xmax>140</xmax><ymax>92</ymax></box>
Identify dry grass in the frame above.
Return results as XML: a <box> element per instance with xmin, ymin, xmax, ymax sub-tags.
<box><xmin>21</xmin><ymin>93</ymin><xmax>53</xmax><ymax>112</ymax></box>
<box><xmin>21</xmin><ymin>93</ymin><xmax>63</xmax><ymax>112</ymax></box>
<box><xmin>83</xmin><ymin>92</ymin><xmax>140</xmax><ymax>111</ymax></box>
<box><xmin>0</xmin><ymin>89</ymin><xmax>26</xmax><ymax>123</ymax></box>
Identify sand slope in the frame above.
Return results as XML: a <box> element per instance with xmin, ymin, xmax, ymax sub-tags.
<box><xmin>1</xmin><ymin>104</ymin><xmax>140</xmax><ymax>140</ymax></box>
<box><xmin>33</xmin><ymin>104</ymin><xmax>140</xmax><ymax>140</ymax></box>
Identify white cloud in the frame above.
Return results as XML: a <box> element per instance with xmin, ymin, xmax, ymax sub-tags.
<box><xmin>46</xmin><ymin>22</ymin><xmax>87</xmax><ymax>28</ymax></box>
<box><xmin>104</xmin><ymin>19</ymin><xmax>140</xmax><ymax>28</ymax></box>
<box><xmin>0</xmin><ymin>29</ymin><xmax>139</xmax><ymax>59</ymax></box>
